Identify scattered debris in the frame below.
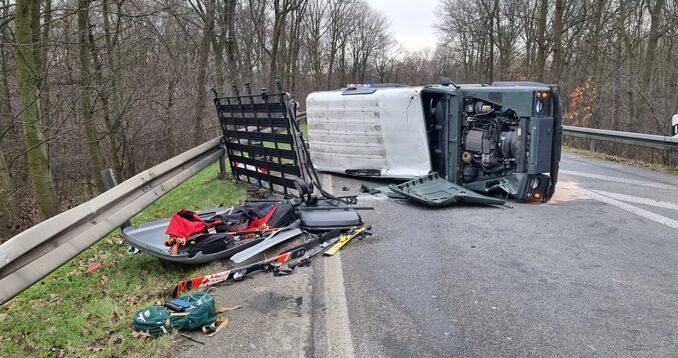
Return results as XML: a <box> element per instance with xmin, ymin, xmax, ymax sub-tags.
<box><xmin>172</xmin><ymin>231</ymin><xmax>341</xmax><ymax>297</ymax></box>
<box><xmin>360</xmin><ymin>184</ymin><xmax>382</xmax><ymax>195</ymax></box>
<box><xmin>389</xmin><ymin>173</ymin><xmax>506</xmax><ymax>207</ymax></box>
<box><xmin>128</xmin><ymin>83</ymin><xmax>376</xmax><ymax>340</ymax></box>
<box><xmin>86</xmin><ymin>262</ymin><xmax>102</xmax><ymax>273</ymax></box>
<box><xmin>180</xmin><ymin>333</ymin><xmax>204</xmax><ymax>345</ymax></box>
<box><xmin>324</xmin><ymin>226</ymin><xmax>371</xmax><ymax>256</ymax></box>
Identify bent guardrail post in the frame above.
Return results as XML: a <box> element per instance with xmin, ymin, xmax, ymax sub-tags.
<box><xmin>0</xmin><ymin>138</ymin><xmax>224</xmax><ymax>305</ymax></box>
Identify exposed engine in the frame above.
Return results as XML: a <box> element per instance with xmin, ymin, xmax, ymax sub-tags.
<box><xmin>460</xmin><ymin>97</ymin><xmax>527</xmax><ymax>183</ymax></box>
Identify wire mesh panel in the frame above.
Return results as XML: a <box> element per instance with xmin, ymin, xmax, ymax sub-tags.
<box><xmin>213</xmin><ymin>83</ymin><xmax>303</xmax><ymax>197</ymax></box>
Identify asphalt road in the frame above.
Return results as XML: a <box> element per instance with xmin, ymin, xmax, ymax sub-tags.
<box><xmin>185</xmin><ymin>152</ymin><xmax>678</xmax><ymax>357</ymax></box>
<box><xmin>313</xmin><ymin>152</ymin><xmax>678</xmax><ymax>357</ymax></box>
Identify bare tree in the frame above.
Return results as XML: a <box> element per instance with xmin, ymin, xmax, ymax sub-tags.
<box><xmin>78</xmin><ymin>0</ymin><xmax>105</xmax><ymax>193</ymax></box>
<box><xmin>191</xmin><ymin>0</ymin><xmax>216</xmax><ymax>145</ymax></box>
<box><xmin>14</xmin><ymin>0</ymin><xmax>59</xmax><ymax>218</ymax></box>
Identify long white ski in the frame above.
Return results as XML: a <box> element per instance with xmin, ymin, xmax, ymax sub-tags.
<box><xmin>230</xmin><ymin>222</ymin><xmax>303</xmax><ymax>263</ymax></box>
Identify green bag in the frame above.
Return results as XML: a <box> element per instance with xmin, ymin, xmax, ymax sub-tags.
<box><xmin>132</xmin><ymin>305</ymin><xmax>172</xmax><ymax>337</ymax></box>
<box><xmin>169</xmin><ymin>291</ymin><xmax>219</xmax><ymax>332</ymax></box>
<box><xmin>132</xmin><ymin>292</ymin><xmax>238</xmax><ymax>337</ymax></box>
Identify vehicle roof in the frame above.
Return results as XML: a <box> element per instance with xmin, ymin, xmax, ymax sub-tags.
<box><xmin>324</xmin><ymin>81</ymin><xmax>552</xmax><ymax>96</ymax></box>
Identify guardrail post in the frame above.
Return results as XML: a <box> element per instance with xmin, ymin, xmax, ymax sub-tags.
<box><xmin>218</xmin><ymin>154</ymin><xmax>226</xmax><ymax>175</ymax></box>
<box><xmin>100</xmin><ymin>168</ymin><xmax>132</xmax><ymax>230</ymax></box>
<box><xmin>218</xmin><ymin>144</ymin><xmax>227</xmax><ymax>177</ymax></box>
<box><xmin>670</xmin><ymin>149</ymin><xmax>678</xmax><ymax>167</ymax></box>
<box><xmin>589</xmin><ymin>139</ymin><xmax>596</xmax><ymax>152</ymax></box>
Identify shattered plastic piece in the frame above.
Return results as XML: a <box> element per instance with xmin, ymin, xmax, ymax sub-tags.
<box><xmin>360</xmin><ymin>184</ymin><xmax>381</xmax><ymax>195</ymax></box>
<box><xmin>87</xmin><ymin>262</ymin><xmax>102</xmax><ymax>273</ymax></box>
<box><xmin>389</xmin><ymin>173</ymin><xmax>505</xmax><ymax>207</ymax></box>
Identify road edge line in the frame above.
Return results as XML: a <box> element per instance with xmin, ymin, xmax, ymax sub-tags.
<box><xmin>322</xmin><ymin>252</ymin><xmax>356</xmax><ymax>358</ymax></box>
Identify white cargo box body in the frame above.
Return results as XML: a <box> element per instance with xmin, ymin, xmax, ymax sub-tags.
<box><xmin>306</xmin><ymin>87</ymin><xmax>432</xmax><ymax>178</ymax></box>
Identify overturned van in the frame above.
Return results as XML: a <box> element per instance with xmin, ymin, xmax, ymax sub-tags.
<box><xmin>306</xmin><ymin>80</ymin><xmax>562</xmax><ymax>202</ymax></box>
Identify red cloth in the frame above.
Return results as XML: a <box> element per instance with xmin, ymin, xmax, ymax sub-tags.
<box><xmin>165</xmin><ymin>210</ymin><xmax>208</xmax><ymax>238</ymax></box>
<box><xmin>247</xmin><ymin>204</ymin><xmax>278</xmax><ymax>229</ymax></box>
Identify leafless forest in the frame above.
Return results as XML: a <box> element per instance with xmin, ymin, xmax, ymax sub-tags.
<box><xmin>0</xmin><ymin>0</ymin><xmax>676</xmax><ymax>236</ymax></box>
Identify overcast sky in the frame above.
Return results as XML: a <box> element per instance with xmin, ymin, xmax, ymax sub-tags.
<box><xmin>366</xmin><ymin>0</ymin><xmax>441</xmax><ymax>52</ymax></box>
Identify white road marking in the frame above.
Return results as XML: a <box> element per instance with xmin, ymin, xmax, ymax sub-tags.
<box><xmin>319</xmin><ymin>173</ymin><xmax>356</xmax><ymax>358</ymax></box>
<box><xmin>323</xmin><ymin>253</ymin><xmax>356</xmax><ymax>358</ymax></box>
<box><xmin>560</xmin><ymin>170</ymin><xmax>678</xmax><ymax>191</ymax></box>
<box><xmin>321</xmin><ymin>172</ymin><xmax>333</xmax><ymax>193</ymax></box>
<box><xmin>590</xmin><ymin>190</ymin><xmax>678</xmax><ymax>212</ymax></box>
<box><xmin>582</xmin><ymin>189</ymin><xmax>678</xmax><ymax>230</ymax></box>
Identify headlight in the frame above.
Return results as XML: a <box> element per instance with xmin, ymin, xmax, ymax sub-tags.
<box><xmin>530</xmin><ymin>177</ymin><xmax>540</xmax><ymax>189</ymax></box>
<box><xmin>535</xmin><ymin>100</ymin><xmax>543</xmax><ymax>114</ymax></box>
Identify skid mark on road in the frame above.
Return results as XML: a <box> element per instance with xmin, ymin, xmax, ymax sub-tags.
<box><xmin>561</xmin><ymin>170</ymin><xmax>678</xmax><ymax>191</ymax></box>
<box><xmin>583</xmin><ymin>189</ymin><xmax>678</xmax><ymax>230</ymax></box>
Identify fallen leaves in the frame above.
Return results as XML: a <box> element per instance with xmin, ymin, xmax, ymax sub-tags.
<box><xmin>132</xmin><ymin>330</ymin><xmax>152</xmax><ymax>339</ymax></box>
<box><xmin>109</xmin><ymin>334</ymin><xmax>124</xmax><ymax>345</ymax></box>
<box><xmin>110</xmin><ymin>311</ymin><xmax>121</xmax><ymax>323</ymax></box>
<box><xmin>123</xmin><ymin>294</ymin><xmax>150</xmax><ymax>306</ymax></box>
<box><xmin>87</xmin><ymin>338</ymin><xmax>106</xmax><ymax>352</ymax></box>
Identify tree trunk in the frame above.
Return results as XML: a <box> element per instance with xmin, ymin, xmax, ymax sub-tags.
<box><xmin>0</xmin><ymin>144</ymin><xmax>13</xmax><ymax>234</ymax></box>
<box><xmin>225</xmin><ymin>0</ymin><xmax>238</xmax><ymax>86</ymax></box>
<box><xmin>88</xmin><ymin>23</ymin><xmax>124</xmax><ymax>179</ymax></box>
<box><xmin>103</xmin><ymin>0</ymin><xmax>129</xmax><ymax>177</ymax></box>
<box><xmin>269</xmin><ymin>1</ymin><xmax>286</xmax><ymax>90</ymax></box>
<box><xmin>15</xmin><ymin>0</ymin><xmax>59</xmax><ymax>218</ymax></box>
<box><xmin>551</xmin><ymin>0</ymin><xmax>564</xmax><ymax>83</ymax></box>
<box><xmin>535</xmin><ymin>0</ymin><xmax>548</xmax><ymax>82</ymax></box>
<box><xmin>0</xmin><ymin>0</ymin><xmax>13</xmax><ymax>122</ymax></box>
<box><xmin>487</xmin><ymin>0</ymin><xmax>498</xmax><ymax>82</ymax></box>
<box><xmin>0</xmin><ymin>0</ymin><xmax>14</xmax><ymax>229</ymax></box>
<box><xmin>39</xmin><ymin>0</ymin><xmax>52</xmax><ymax>130</ymax></box>
<box><xmin>193</xmin><ymin>0</ymin><xmax>216</xmax><ymax>146</ymax></box>
<box><xmin>642</xmin><ymin>0</ymin><xmax>665</xmax><ymax>90</ymax></box>
<box><xmin>0</xmin><ymin>19</ymin><xmax>14</xmax><ymax>232</ymax></box>
<box><xmin>78</xmin><ymin>0</ymin><xmax>105</xmax><ymax>193</ymax></box>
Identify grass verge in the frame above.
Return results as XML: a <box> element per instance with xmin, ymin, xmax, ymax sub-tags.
<box><xmin>0</xmin><ymin>163</ymin><xmax>247</xmax><ymax>357</ymax></box>
<box><xmin>564</xmin><ymin>145</ymin><xmax>678</xmax><ymax>176</ymax></box>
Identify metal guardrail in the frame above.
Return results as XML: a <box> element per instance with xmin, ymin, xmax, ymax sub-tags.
<box><xmin>0</xmin><ymin>137</ymin><xmax>225</xmax><ymax>305</ymax></box>
<box><xmin>563</xmin><ymin>125</ymin><xmax>678</xmax><ymax>166</ymax></box>
<box><xmin>563</xmin><ymin>126</ymin><xmax>678</xmax><ymax>150</ymax></box>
